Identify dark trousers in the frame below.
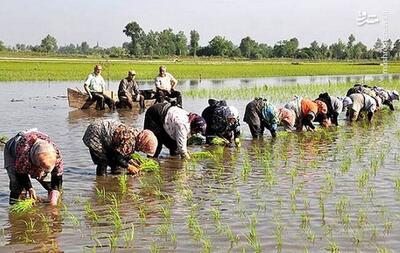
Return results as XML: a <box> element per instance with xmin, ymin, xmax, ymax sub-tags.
<box><xmin>155</xmin><ymin>90</ymin><xmax>182</xmax><ymax>107</ymax></box>
<box><xmin>144</xmin><ymin>104</ymin><xmax>177</xmax><ymax>157</ymax></box>
<box><xmin>82</xmin><ymin>92</ymin><xmax>115</xmax><ymax>110</ymax></box>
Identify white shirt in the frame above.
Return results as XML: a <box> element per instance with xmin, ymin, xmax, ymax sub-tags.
<box><xmin>163</xmin><ymin>106</ymin><xmax>190</xmax><ymax>155</ymax></box>
<box><xmin>84</xmin><ymin>73</ymin><xmax>105</xmax><ymax>92</ymax></box>
<box><xmin>155</xmin><ymin>73</ymin><xmax>176</xmax><ymax>92</ymax></box>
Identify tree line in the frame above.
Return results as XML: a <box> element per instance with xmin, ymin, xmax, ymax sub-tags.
<box><xmin>1</xmin><ymin>21</ymin><xmax>400</xmax><ymax>60</ymax></box>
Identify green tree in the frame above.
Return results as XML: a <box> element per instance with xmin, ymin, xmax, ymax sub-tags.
<box><xmin>143</xmin><ymin>30</ymin><xmax>159</xmax><ymax>57</ymax></box>
<box><xmin>239</xmin><ymin>36</ymin><xmax>259</xmax><ymax>59</ymax></box>
<box><xmin>189</xmin><ymin>30</ymin><xmax>200</xmax><ymax>56</ymax></box>
<box><xmin>392</xmin><ymin>39</ymin><xmax>400</xmax><ymax>59</ymax></box>
<box><xmin>329</xmin><ymin>39</ymin><xmax>347</xmax><ymax>59</ymax></box>
<box><xmin>158</xmin><ymin>29</ymin><xmax>176</xmax><ymax>56</ymax></box>
<box><xmin>123</xmin><ymin>21</ymin><xmax>145</xmax><ymax>56</ymax></box>
<box><xmin>208</xmin><ymin>36</ymin><xmax>235</xmax><ymax>56</ymax></box>
<box><xmin>40</xmin><ymin>34</ymin><xmax>57</xmax><ymax>52</ymax></box>
<box><xmin>373</xmin><ymin>38</ymin><xmax>383</xmax><ymax>59</ymax></box>
<box><xmin>174</xmin><ymin>31</ymin><xmax>188</xmax><ymax>56</ymax></box>
<box><xmin>0</xmin><ymin>40</ymin><xmax>6</xmax><ymax>51</ymax></box>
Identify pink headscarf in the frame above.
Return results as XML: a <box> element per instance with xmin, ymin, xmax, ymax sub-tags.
<box><xmin>135</xmin><ymin>130</ymin><xmax>158</xmax><ymax>156</ymax></box>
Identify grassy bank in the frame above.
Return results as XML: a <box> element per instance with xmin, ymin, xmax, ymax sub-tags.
<box><xmin>0</xmin><ymin>58</ymin><xmax>399</xmax><ymax>81</ymax></box>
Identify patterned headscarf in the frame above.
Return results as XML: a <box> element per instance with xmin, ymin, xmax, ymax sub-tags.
<box><xmin>188</xmin><ymin>113</ymin><xmax>207</xmax><ymax>135</ymax></box>
<box><xmin>112</xmin><ymin>124</ymin><xmax>137</xmax><ymax>155</ymax></box>
<box><xmin>135</xmin><ymin>130</ymin><xmax>158</xmax><ymax>156</ymax></box>
<box><xmin>277</xmin><ymin>107</ymin><xmax>295</xmax><ymax>128</ymax></box>
<box><xmin>315</xmin><ymin>100</ymin><xmax>328</xmax><ymax>114</ymax></box>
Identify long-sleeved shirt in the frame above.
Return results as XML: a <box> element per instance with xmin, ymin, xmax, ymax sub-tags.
<box><xmin>83</xmin><ymin>119</ymin><xmax>139</xmax><ymax>168</ymax></box>
<box><xmin>243</xmin><ymin>98</ymin><xmax>265</xmax><ymax>127</ymax></box>
<box><xmin>118</xmin><ymin>78</ymin><xmax>139</xmax><ymax>98</ymax></box>
<box><xmin>163</xmin><ymin>106</ymin><xmax>190</xmax><ymax>155</ymax></box>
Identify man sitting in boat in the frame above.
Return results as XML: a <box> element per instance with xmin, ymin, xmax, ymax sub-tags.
<box><xmin>154</xmin><ymin>66</ymin><xmax>182</xmax><ymax>107</ymax></box>
<box><xmin>83</xmin><ymin>64</ymin><xmax>115</xmax><ymax>110</ymax></box>
<box><xmin>117</xmin><ymin>70</ymin><xmax>145</xmax><ymax>109</ymax></box>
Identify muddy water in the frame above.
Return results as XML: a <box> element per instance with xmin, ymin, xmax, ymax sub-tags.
<box><xmin>0</xmin><ymin>79</ymin><xmax>400</xmax><ymax>252</ymax></box>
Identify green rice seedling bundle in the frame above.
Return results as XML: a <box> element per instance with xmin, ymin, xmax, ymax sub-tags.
<box><xmin>191</xmin><ymin>151</ymin><xmax>214</xmax><ymax>160</ymax></box>
<box><xmin>9</xmin><ymin>198</ymin><xmax>35</xmax><ymax>214</ymax></box>
<box><xmin>210</xmin><ymin>137</ymin><xmax>230</xmax><ymax>146</ymax></box>
<box><xmin>0</xmin><ymin>135</ymin><xmax>8</xmax><ymax>145</ymax></box>
<box><xmin>131</xmin><ymin>153</ymin><xmax>160</xmax><ymax>172</ymax></box>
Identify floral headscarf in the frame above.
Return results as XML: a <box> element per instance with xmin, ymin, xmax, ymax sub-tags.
<box><xmin>112</xmin><ymin>124</ymin><xmax>138</xmax><ymax>155</ymax></box>
<box><xmin>135</xmin><ymin>130</ymin><xmax>158</xmax><ymax>156</ymax></box>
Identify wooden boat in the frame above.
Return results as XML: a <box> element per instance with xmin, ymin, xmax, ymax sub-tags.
<box><xmin>67</xmin><ymin>88</ymin><xmax>155</xmax><ymax>109</ymax></box>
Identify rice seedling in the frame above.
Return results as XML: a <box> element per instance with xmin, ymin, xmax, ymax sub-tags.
<box><xmin>187</xmin><ymin>212</ymin><xmax>204</xmax><ymax>242</ymax></box>
<box><xmin>273</xmin><ymin>221</ymin><xmax>283</xmax><ymax>252</ymax></box>
<box><xmin>224</xmin><ymin>225</ymin><xmax>240</xmax><ymax>247</ymax></box>
<box><xmin>9</xmin><ymin>198</ymin><xmax>35</xmax><ymax>214</ymax></box>
<box><xmin>108</xmin><ymin>206</ymin><xmax>122</xmax><ymax>231</ymax></box>
<box><xmin>123</xmin><ymin>224</ymin><xmax>135</xmax><ymax>248</ymax></box>
<box><xmin>357</xmin><ymin>170</ymin><xmax>370</xmax><ymax>189</ymax></box>
<box><xmin>326</xmin><ymin>241</ymin><xmax>340</xmax><ymax>253</ymax></box>
<box><xmin>376</xmin><ymin>246</ymin><xmax>392</xmax><ymax>253</ymax></box>
<box><xmin>340</xmin><ymin>156</ymin><xmax>351</xmax><ymax>174</ymax></box>
<box><xmin>108</xmin><ymin>234</ymin><xmax>119</xmax><ymax>250</ymax></box>
<box><xmin>394</xmin><ymin>177</ymin><xmax>400</xmax><ymax>192</ymax></box>
<box><xmin>355</xmin><ymin>145</ymin><xmax>365</xmax><ymax>161</ymax></box>
<box><xmin>241</xmin><ymin>152</ymin><xmax>252</xmax><ymax>182</ymax></box>
<box><xmin>245</xmin><ymin>215</ymin><xmax>261</xmax><ymax>253</ymax></box>
<box><xmin>209</xmin><ymin>207</ymin><xmax>221</xmax><ymax>224</ymax></box>
<box><xmin>84</xmin><ymin>201</ymin><xmax>99</xmax><ymax>223</ymax></box>
<box><xmin>357</xmin><ymin>209</ymin><xmax>368</xmax><ymax>227</ymax></box>
<box><xmin>66</xmin><ymin>210</ymin><xmax>81</xmax><ymax>228</ymax></box>
<box><xmin>155</xmin><ymin>223</ymin><xmax>171</xmax><ymax>239</ymax></box>
<box><xmin>22</xmin><ymin>218</ymin><xmax>36</xmax><ymax>233</ymax></box>
<box><xmin>383</xmin><ymin>220</ymin><xmax>393</xmax><ymax>234</ymax></box>
<box><xmin>138</xmin><ymin>205</ymin><xmax>147</xmax><ymax>225</ymax></box>
<box><xmin>95</xmin><ymin>187</ymin><xmax>106</xmax><ymax>202</ymax></box>
<box><xmin>160</xmin><ymin>205</ymin><xmax>172</xmax><ymax>223</ymax></box>
<box><xmin>0</xmin><ymin>135</ymin><xmax>8</xmax><ymax>145</ymax></box>
<box><xmin>300</xmin><ymin>211</ymin><xmax>310</xmax><ymax>229</ymax></box>
<box><xmin>335</xmin><ymin>196</ymin><xmax>349</xmax><ymax>216</ymax></box>
<box><xmin>150</xmin><ymin>242</ymin><xmax>160</xmax><ymax>253</ymax></box>
<box><xmin>289</xmin><ymin>167</ymin><xmax>298</xmax><ymax>185</ymax></box>
<box><xmin>118</xmin><ymin>173</ymin><xmax>128</xmax><ymax>194</ymax></box>
<box><xmin>370</xmin><ymin>158</ymin><xmax>380</xmax><ymax>177</ymax></box>
<box><xmin>304</xmin><ymin>228</ymin><xmax>315</xmax><ymax>243</ymax></box>
<box><xmin>201</xmin><ymin>238</ymin><xmax>212</xmax><ymax>253</ymax></box>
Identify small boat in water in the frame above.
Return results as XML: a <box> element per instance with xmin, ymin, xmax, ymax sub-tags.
<box><xmin>67</xmin><ymin>88</ymin><xmax>155</xmax><ymax>109</ymax></box>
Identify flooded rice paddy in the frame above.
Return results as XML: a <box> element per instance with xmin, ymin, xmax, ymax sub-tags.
<box><xmin>1</xmin><ymin>77</ymin><xmax>400</xmax><ymax>252</ymax></box>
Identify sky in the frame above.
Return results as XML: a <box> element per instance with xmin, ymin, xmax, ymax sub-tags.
<box><xmin>0</xmin><ymin>0</ymin><xmax>399</xmax><ymax>48</ymax></box>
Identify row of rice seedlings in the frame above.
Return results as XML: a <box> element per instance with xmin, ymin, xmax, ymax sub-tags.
<box><xmin>241</xmin><ymin>152</ymin><xmax>252</xmax><ymax>182</ymax></box>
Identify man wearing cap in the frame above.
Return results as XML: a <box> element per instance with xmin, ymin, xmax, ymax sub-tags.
<box><xmin>117</xmin><ymin>70</ymin><xmax>145</xmax><ymax>109</ymax></box>
<box><xmin>83</xmin><ymin>64</ymin><xmax>115</xmax><ymax>110</ymax></box>
<box><xmin>154</xmin><ymin>66</ymin><xmax>182</xmax><ymax>107</ymax></box>
<box><xmin>4</xmin><ymin>129</ymin><xmax>63</xmax><ymax>205</ymax></box>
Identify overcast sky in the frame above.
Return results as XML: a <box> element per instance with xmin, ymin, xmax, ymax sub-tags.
<box><xmin>0</xmin><ymin>0</ymin><xmax>398</xmax><ymax>48</ymax></box>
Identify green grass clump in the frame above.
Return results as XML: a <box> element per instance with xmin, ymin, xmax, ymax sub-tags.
<box><xmin>191</xmin><ymin>151</ymin><xmax>214</xmax><ymax>160</ymax></box>
<box><xmin>9</xmin><ymin>198</ymin><xmax>35</xmax><ymax>214</ymax></box>
<box><xmin>131</xmin><ymin>153</ymin><xmax>160</xmax><ymax>172</ymax></box>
